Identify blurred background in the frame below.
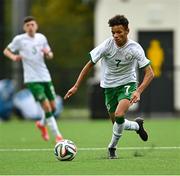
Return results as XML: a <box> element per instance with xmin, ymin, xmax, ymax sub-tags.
<box><xmin>0</xmin><ymin>0</ymin><xmax>180</xmax><ymax>121</ymax></box>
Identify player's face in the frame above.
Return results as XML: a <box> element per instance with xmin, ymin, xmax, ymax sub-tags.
<box><xmin>111</xmin><ymin>25</ymin><xmax>129</xmax><ymax>47</ymax></box>
<box><xmin>23</xmin><ymin>20</ymin><xmax>38</xmax><ymax>37</ymax></box>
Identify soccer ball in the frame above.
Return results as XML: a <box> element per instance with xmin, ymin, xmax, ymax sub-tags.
<box><xmin>54</xmin><ymin>139</ymin><xmax>77</xmax><ymax>161</ymax></box>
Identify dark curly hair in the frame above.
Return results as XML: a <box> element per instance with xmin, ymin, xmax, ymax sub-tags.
<box><xmin>108</xmin><ymin>15</ymin><xmax>129</xmax><ymax>29</ymax></box>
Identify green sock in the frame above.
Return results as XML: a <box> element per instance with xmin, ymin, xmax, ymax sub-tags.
<box><xmin>45</xmin><ymin>112</ymin><xmax>53</xmax><ymax>118</ymax></box>
<box><xmin>115</xmin><ymin>116</ymin><xmax>125</xmax><ymax>124</ymax></box>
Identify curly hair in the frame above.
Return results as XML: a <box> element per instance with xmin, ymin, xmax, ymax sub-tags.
<box><xmin>108</xmin><ymin>15</ymin><xmax>129</xmax><ymax>29</ymax></box>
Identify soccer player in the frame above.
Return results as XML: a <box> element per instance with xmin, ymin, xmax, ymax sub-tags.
<box><xmin>3</xmin><ymin>16</ymin><xmax>63</xmax><ymax>143</ymax></box>
<box><xmin>64</xmin><ymin>15</ymin><xmax>154</xmax><ymax>159</ymax></box>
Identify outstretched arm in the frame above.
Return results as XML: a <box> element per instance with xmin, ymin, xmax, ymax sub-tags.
<box><xmin>64</xmin><ymin>60</ymin><xmax>94</xmax><ymax>100</ymax></box>
<box><xmin>130</xmin><ymin>65</ymin><xmax>154</xmax><ymax>104</ymax></box>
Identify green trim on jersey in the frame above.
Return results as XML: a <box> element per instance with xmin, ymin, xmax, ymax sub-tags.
<box><xmin>140</xmin><ymin>61</ymin><xmax>151</xmax><ymax>69</ymax></box>
<box><xmin>88</xmin><ymin>53</ymin><xmax>95</xmax><ymax>64</ymax></box>
<box><xmin>25</xmin><ymin>82</ymin><xmax>56</xmax><ymax>102</ymax></box>
<box><xmin>104</xmin><ymin>82</ymin><xmax>137</xmax><ymax>113</ymax></box>
<box><xmin>7</xmin><ymin>47</ymin><xmax>19</xmax><ymax>54</ymax></box>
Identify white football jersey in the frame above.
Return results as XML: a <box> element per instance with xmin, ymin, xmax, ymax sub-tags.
<box><xmin>89</xmin><ymin>37</ymin><xmax>150</xmax><ymax>88</ymax></box>
<box><xmin>7</xmin><ymin>33</ymin><xmax>52</xmax><ymax>83</ymax></box>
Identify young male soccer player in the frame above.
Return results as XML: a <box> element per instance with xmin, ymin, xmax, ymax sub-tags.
<box><xmin>64</xmin><ymin>15</ymin><xmax>154</xmax><ymax>159</ymax></box>
<box><xmin>4</xmin><ymin>16</ymin><xmax>63</xmax><ymax>143</ymax></box>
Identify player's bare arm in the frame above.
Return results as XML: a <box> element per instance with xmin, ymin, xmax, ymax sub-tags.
<box><xmin>64</xmin><ymin>60</ymin><xmax>94</xmax><ymax>100</ymax></box>
<box><xmin>130</xmin><ymin>65</ymin><xmax>154</xmax><ymax>104</ymax></box>
<box><xmin>3</xmin><ymin>48</ymin><xmax>22</xmax><ymax>61</ymax></box>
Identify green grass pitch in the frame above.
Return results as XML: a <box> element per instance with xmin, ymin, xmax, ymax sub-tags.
<box><xmin>0</xmin><ymin>117</ymin><xmax>180</xmax><ymax>175</ymax></box>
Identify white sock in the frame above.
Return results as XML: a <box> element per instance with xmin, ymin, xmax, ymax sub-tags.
<box><xmin>39</xmin><ymin>111</ymin><xmax>46</xmax><ymax>126</ymax></box>
<box><xmin>124</xmin><ymin>119</ymin><xmax>139</xmax><ymax>131</ymax></box>
<box><xmin>108</xmin><ymin>122</ymin><xmax>124</xmax><ymax>149</ymax></box>
<box><xmin>46</xmin><ymin>116</ymin><xmax>62</xmax><ymax>137</ymax></box>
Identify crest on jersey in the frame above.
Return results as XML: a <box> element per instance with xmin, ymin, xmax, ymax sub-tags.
<box><xmin>125</xmin><ymin>53</ymin><xmax>133</xmax><ymax>61</ymax></box>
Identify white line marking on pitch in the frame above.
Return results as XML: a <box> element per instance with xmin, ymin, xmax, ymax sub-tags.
<box><xmin>0</xmin><ymin>146</ymin><xmax>180</xmax><ymax>152</ymax></box>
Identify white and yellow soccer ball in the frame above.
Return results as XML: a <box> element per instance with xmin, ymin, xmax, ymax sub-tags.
<box><xmin>54</xmin><ymin>139</ymin><xmax>77</xmax><ymax>161</ymax></box>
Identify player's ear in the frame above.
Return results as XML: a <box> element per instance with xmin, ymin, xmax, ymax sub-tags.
<box><xmin>35</xmin><ymin>22</ymin><xmax>39</xmax><ymax>31</ymax></box>
<box><xmin>126</xmin><ymin>27</ymin><xmax>129</xmax><ymax>34</ymax></box>
<box><xmin>23</xmin><ymin>24</ymin><xmax>26</xmax><ymax>32</ymax></box>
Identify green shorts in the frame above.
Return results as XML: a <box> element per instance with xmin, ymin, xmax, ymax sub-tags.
<box><xmin>25</xmin><ymin>82</ymin><xmax>56</xmax><ymax>102</ymax></box>
<box><xmin>104</xmin><ymin>82</ymin><xmax>137</xmax><ymax>113</ymax></box>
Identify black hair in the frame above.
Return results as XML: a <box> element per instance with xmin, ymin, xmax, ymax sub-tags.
<box><xmin>23</xmin><ymin>16</ymin><xmax>36</xmax><ymax>24</ymax></box>
<box><xmin>108</xmin><ymin>15</ymin><xmax>129</xmax><ymax>29</ymax></box>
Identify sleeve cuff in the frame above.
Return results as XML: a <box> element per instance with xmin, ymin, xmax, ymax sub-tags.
<box><xmin>139</xmin><ymin>61</ymin><xmax>151</xmax><ymax>69</ymax></box>
<box><xmin>88</xmin><ymin>53</ymin><xmax>95</xmax><ymax>64</ymax></box>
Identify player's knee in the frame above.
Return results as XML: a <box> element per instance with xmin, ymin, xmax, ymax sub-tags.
<box><xmin>115</xmin><ymin>111</ymin><xmax>125</xmax><ymax>117</ymax></box>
